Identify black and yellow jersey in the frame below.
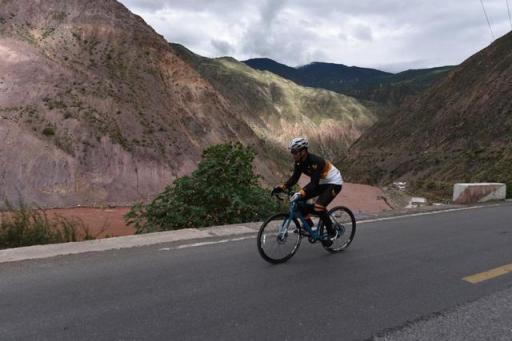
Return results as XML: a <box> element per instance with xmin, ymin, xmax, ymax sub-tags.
<box><xmin>283</xmin><ymin>153</ymin><xmax>343</xmax><ymax>196</ymax></box>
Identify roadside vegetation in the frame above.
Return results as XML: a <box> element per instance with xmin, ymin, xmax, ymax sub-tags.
<box><xmin>125</xmin><ymin>142</ymin><xmax>279</xmax><ymax>233</ymax></box>
<box><xmin>408</xmin><ymin>180</ymin><xmax>454</xmax><ymax>203</ymax></box>
<box><xmin>0</xmin><ymin>201</ymin><xmax>95</xmax><ymax>249</ymax></box>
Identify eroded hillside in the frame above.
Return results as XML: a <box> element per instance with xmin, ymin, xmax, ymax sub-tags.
<box><xmin>344</xmin><ymin>32</ymin><xmax>512</xmax><ymax>192</ymax></box>
<box><xmin>0</xmin><ymin>0</ymin><xmax>376</xmax><ymax>207</ymax></box>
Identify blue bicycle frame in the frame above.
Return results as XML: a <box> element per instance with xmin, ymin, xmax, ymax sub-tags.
<box><xmin>278</xmin><ymin>199</ymin><xmax>326</xmax><ymax>241</ymax></box>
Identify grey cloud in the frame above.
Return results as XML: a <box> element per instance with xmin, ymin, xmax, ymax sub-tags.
<box><xmin>241</xmin><ymin>0</ymin><xmax>288</xmax><ymax>58</ymax></box>
<box><xmin>123</xmin><ymin>0</ymin><xmax>256</xmax><ymax>16</ymax></box>
<box><xmin>374</xmin><ymin>59</ymin><xmax>436</xmax><ymax>73</ymax></box>
<box><xmin>352</xmin><ymin>25</ymin><xmax>373</xmax><ymax>42</ymax></box>
<box><xmin>211</xmin><ymin>39</ymin><xmax>235</xmax><ymax>55</ymax></box>
<box><xmin>260</xmin><ymin>0</ymin><xmax>287</xmax><ymax>26</ymax></box>
<box><xmin>120</xmin><ymin>0</ymin><xmax>512</xmax><ymax>71</ymax></box>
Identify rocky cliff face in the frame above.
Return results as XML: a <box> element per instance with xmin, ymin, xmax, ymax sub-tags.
<box><xmin>0</xmin><ymin>0</ymin><xmax>375</xmax><ymax>207</ymax></box>
<box><xmin>0</xmin><ymin>0</ymin><xmax>267</xmax><ymax>206</ymax></box>
<box><xmin>344</xmin><ymin>32</ymin><xmax>512</xmax><ymax>188</ymax></box>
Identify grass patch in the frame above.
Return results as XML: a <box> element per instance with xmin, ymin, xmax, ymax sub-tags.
<box><xmin>15</xmin><ymin>28</ymin><xmax>36</xmax><ymax>45</ymax></box>
<box><xmin>409</xmin><ymin>180</ymin><xmax>453</xmax><ymax>203</ymax></box>
<box><xmin>55</xmin><ymin>135</ymin><xmax>74</xmax><ymax>155</ymax></box>
<box><xmin>42</xmin><ymin>126</ymin><xmax>55</xmax><ymax>136</ymax></box>
<box><xmin>41</xmin><ymin>27</ymin><xmax>55</xmax><ymax>39</ymax></box>
<box><xmin>52</xmin><ymin>11</ymin><xmax>67</xmax><ymax>21</ymax></box>
<box><xmin>0</xmin><ymin>201</ymin><xmax>95</xmax><ymax>249</ymax></box>
<box><xmin>42</xmin><ymin>97</ymin><xmax>67</xmax><ymax>110</ymax></box>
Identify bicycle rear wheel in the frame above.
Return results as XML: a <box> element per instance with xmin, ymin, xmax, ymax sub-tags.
<box><xmin>257</xmin><ymin>213</ymin><xmax>301</xmax><ymax>264</ymax></box>
<box><xmin>321</xmin><ymin>206</ymin><xmax>356</xmax><ymax>253</ymax></box>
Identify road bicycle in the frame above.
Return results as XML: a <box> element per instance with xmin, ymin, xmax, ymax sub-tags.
<box><xmin>257</xmin><ymin>191</ymin><xmax>356</xmax><ymax>264</ymax></box>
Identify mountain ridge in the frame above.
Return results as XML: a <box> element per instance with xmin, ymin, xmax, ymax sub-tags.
<box><xmin>244</xmin><ymin>58</ymin><xmax>453</xmax><ymax>105</ymax></box>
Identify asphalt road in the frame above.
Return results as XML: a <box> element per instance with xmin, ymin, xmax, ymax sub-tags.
<box><xmin>1</xmin><ymin>204</ymin><xmax>512</xmax><ymax>340</ymax></box>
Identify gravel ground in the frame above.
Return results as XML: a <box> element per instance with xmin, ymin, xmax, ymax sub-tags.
<box><xmin>373</xmin><ymin>285</ymin><xmax>512</xmax><ymax>341</ymax></box>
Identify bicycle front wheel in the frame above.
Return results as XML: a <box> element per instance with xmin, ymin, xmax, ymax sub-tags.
<box><xmin>322</xmin><ymin>206</ymin><xmax>356</xmax><ymax>253</ymax></box>
<box><xmin>257</xmin><ymin>213</ymin><xmax>301</xmax><ymax>264</ymax></box>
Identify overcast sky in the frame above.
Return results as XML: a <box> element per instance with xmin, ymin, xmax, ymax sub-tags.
<box><xmin>120</xmin><ymin>0</ymin><xmax>512</xmax><ymax>72</ymax></box>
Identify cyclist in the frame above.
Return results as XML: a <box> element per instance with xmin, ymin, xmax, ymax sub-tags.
<box><xmin>272</xmin><ymin>137</ymin><xmax>343</xmax><ymax>243</ymax></box>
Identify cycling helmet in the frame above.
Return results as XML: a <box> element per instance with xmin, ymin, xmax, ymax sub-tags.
<box><xmin>289</xmin><ymin>137</ymin><xmax>309</xmax><ymax>152</ymax></box>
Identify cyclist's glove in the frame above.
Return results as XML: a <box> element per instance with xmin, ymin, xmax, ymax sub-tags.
<box><xmin>290</xmin><ymin>192</ymin><xmax>302</xmax><ymax>202</ymax></box>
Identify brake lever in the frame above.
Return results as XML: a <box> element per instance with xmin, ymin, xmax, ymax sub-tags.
<box><xmin>271</xmin><ymin>190</ymin><xmax>291</xmax><ymax>201</ymax></box>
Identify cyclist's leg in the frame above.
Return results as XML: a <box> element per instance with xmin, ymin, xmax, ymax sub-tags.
<box><xmin>300</xmin><ymin>187</ymin><xmax>322</xmax><ymax>227</ymax></box>
<box><xmin>300</xmin><ymin>187</ymin><xmax>321</xmax><ymax>215</ymax></box>
<box><xmin>315</xmin><ymin>184</ymin><xmax>342</xmax><ymax>237</ymax></box>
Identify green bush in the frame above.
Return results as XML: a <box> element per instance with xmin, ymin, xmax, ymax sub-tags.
<box><xmin>42</xmin><ymin>126</ymin><xmax>55</xmax><ymax>136</ymax></box>
<box><xmin>125</xmin><ymin>142</ymin><xmax>278</xmax><ymax>233</ymax></box>
<box><xmin>507</xmin><ymin>183</ymin><xmax>512</xmax><ymax>199</ymax></box>
<box><xmin>0</xmin><ymin>201</ymin><xmax>95</xmax><ymax>249</ymax></box>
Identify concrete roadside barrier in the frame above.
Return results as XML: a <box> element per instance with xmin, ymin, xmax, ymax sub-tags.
<box><xmin>453</xmin><ymin>183</ymin><xmax>506</xmax><ymax>204</ymax></box>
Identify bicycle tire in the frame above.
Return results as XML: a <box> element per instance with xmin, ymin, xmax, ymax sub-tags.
<box><xmin>257</xmin><ymin>213</ymin><xmax>302</xmax><ymax>264</ymax></box>
<box><xmin>321</xmin><ymin>206</ymin><xmax>356</xmax><ymax>253</ymax></box>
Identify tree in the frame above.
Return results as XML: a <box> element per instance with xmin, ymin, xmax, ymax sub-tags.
<box><xmin>125</xmin><ymin>143</ymin><xmax>278</xmax><ymax>233</ymax></box>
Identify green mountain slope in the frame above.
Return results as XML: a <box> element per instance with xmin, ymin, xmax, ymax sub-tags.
<box><xmin>344</xmin><ymin>32</ymin><xmax>512</xmax><ymax>196</ymax></box>
<box><xmin>173</xmin><ymin>43</ymin><xmax>377</xmax><ymax>164</ymax></box>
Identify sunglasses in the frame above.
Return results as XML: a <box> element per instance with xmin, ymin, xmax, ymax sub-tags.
<box><xmin>291</xmin><ymin>149</ymin><xmax>302</xmax><ymax>155</ymax></box>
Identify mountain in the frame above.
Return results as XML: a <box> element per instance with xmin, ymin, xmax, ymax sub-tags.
<box><xmin>172</xmin><ymin>44</ymin><xmax>376</xmax><ymax>166</ymax></box>
<box><xmin>343</xmin><ymin>32</ymin><xmax>512</xmax><ymax>193</ymax></box>
<box><xmin>348</xmin><ymin>66</ymin><xmax>454</xmax><ymax>105</ymax></box>
<box><xmin>0</xmin><ymin>0</ymin><xmax>376</xmax><ymax>207</ymax></box>
<box><xmin>241</xmin><ymin>58</ymin><xmax>299</xmax><ymax>83</ymax></box>
<box><xmin>245</xmin><ymin>58</ymin><xmax>391</xmax><ymax>91</ymax></box>
<box><xmin>295</xmin><ymin>62</ymin><xmax>391</xmax><ymax>90</ymax></box>
<box><xmin>244</xmin><ymin>59</ymin><xmax>453</xmax><ymax>105</ymax></box>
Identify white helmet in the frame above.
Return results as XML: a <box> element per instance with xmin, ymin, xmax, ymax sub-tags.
<box><xmin>289</xmin><ymin>137</ymin><xmax>309</xmax><ymax>152</ymax></box>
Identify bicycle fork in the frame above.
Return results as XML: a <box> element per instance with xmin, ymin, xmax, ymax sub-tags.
<box><xmin>277</xmin><ymin>218</ymin><xmax>292</xmax><ymax>242</ymax></box>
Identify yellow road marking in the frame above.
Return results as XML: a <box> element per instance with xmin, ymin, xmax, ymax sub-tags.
<box><xmin>463</xmin><ymin>263</ymin><xmax>512</xmax><ymax>284</ymax></box>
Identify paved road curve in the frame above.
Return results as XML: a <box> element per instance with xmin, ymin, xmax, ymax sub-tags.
<box><xmin>1</xmin><ymin>204</ymin><xmax>512</xmax><ymax>340</ymax></box>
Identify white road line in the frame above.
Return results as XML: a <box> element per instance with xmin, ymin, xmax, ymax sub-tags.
<box><xmin>169</xmin><ymin>204</ymin><xmax>507</xmax><ymax>250</ymax></box>
<box><xmin>175</xmin><ymin>236</ymin><xmax>254</xmax><ymax>250</ymax></box>
<box><xmin>358</xmin><ymin>204</ymin><xmax>502</xmax><ymax>225</ymax></box>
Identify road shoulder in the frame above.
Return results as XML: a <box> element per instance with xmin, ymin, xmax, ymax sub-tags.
<box><xmin>1</xmin><ymin>201</ymin><xmax>510</xmax><ymax>263</ymax></box>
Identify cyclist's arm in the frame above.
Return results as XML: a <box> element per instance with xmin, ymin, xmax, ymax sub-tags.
<box><xmin>283</xmin><ymin>163</ymin><xmax>301</xmax><ymax>189</ymax></box>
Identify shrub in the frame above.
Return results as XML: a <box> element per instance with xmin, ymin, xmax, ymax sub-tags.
<box><xmin>0</xmin><ymin>201</ymin><xmax>95</xmax><ymax>249</ymax></box>
<box><xmin>125</xmin><ymin>142</ymin><xmax>278</xmax><ymax>233</ymax></box>
<box><xmin>409</xmin><ymin>179</ymin><xmax>453</xmax><ymax>202</ymax></box>
<box><xmin>42</xmin><ymin>126</ymin><xmax>55</xmax><ymax>136</ymax></box>
<box><xmin>41</xmin><ymin>27</ymin><xmax>55</xmax><ymax>39</ymax></box>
